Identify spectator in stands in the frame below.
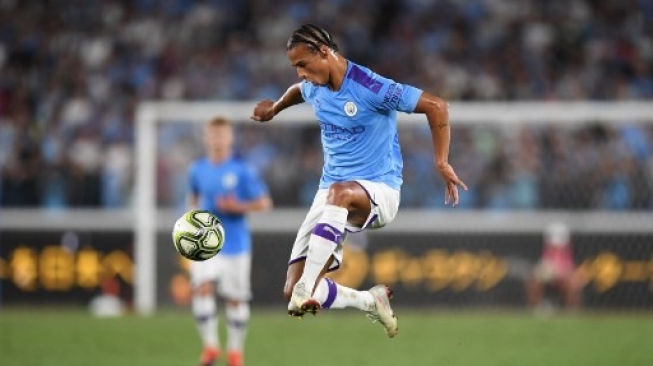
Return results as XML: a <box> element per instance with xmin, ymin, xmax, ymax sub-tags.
<box><xmin>0</xmin><ymin>0</ymin><xmax>652</xmax><ymax>209</ymax></box>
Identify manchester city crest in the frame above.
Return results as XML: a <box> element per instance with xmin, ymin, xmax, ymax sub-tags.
<box><xmin>222</xmin><ymin>173</ymin><xmax>238</xmax><ymax>189</ymax></box>
<box><xmin>344</xmin><ymin>101</ymin><xmax>357</xmax><ymax>117</ymax></box>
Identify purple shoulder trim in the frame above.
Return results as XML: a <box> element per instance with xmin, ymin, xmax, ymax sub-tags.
<box><xmin>347</xmin><ymin>65</ymin><xmax>383</xmax><ymax>94</ymax></box>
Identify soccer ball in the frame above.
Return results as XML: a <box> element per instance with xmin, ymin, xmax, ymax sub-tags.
<box><xmin>172</xmin><ymin>210</ymin><xmax>225</xmax><ymax>261</ymax></box>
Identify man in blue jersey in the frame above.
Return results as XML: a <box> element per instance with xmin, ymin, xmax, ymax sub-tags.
<box><xmin>251</xmin><ymin>24</ymin><xmax>467</xmax><ymax>338</ymax></box>
<box><xmin>188</xmin><ymin>117</ymin><xmax>272</xmax><ymax>366</ymax></box>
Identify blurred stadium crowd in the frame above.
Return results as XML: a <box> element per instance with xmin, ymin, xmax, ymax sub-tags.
<box><xmin>0</xmin><ymin>0</ymin><xmax>652</xmax><ymax>209</ymax></box>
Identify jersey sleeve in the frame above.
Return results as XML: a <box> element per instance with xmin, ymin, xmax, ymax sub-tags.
<box><xmin>361</xmin><ymin>73</ymin><xmax>423</xmax><ymax>114</ymax></box>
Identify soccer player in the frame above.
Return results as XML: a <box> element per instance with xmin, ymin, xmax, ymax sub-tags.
<box><xmin>188</xmin><ymin>117</ymin><xmax>272</xmax><ymax>366</ymax></box>
<box><xmin>250</xmin><ymin>24</ymin><xmax>467</xmax><ymax>338</ymax></box>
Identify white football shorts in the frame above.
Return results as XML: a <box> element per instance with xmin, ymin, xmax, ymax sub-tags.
<box><xmin>288</xmin><ymin>180</ymin><xmax>400</xmax><ymax>272</ymax></box>
<box><xmin>189</xmin><ymin>252</ymin><xmax>252</xmax><ymax>301</ymax></box>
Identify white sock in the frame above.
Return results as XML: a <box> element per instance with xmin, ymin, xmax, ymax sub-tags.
<box><xmin>298</xmin><ymin>205</ymin><xmax>348</xmax><ymax>293</ymax></box>
<box><xmin>225</xmin><ymin>302</ymin><xmax>250</xmax><ymax>353</ymax></box>
<box><xmin>312</xmin><ymin>278</ymin><xmax>375</xmax><ymax>311</ymax></box>
<box><xmin>192</xmin><ymin>294</ymin><xmax>219</xmax><ymax>349</ymax></box>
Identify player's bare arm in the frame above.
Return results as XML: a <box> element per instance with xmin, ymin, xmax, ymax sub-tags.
<box><xmin>216</xmin><ymin>195</ymin><xmax>273</xmax><ymax>214</ymax></box>
<box><xmin>250</xmin><ymin>83</ymin><xmax>304</xmax><ymax>122</ymax></box>
<box><xmin>414</xmin><ymin>92</ymin><xmax>468</xmax><ymax>207</ymax></box>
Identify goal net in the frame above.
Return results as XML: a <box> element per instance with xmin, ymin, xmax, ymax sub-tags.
<box><xmin>135</xmin><ymin>101</ymin><xmax>653</xmax><ymax>315</ymax></box>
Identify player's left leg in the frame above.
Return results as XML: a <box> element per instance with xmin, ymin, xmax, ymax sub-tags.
<box><xmin>218</xmin><ymin>253</ymin><xmax>252</xmax><ymax>366</ymax></box>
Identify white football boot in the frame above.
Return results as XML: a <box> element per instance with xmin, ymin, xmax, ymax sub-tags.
<box><xmin>288</xmin><ymin>282</ymin><xmax>321</xmax><ymax>317</ymax></box>
<box><xmin>366</xmin><ymin>285</ymin><xmax>398</xmax><ymax>338</ymax></box>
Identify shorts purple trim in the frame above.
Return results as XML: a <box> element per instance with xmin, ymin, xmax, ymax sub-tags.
<box><xmin>288</xmin><ymin>256</ymin><xmax>307</xmax><ymax>266</ymax></box>
<box><xmin>328</xmin><ymin>258</ymin><xmax>341</xmax><ymax>272</ymax></box>
<box><xmin>354</xmin><ymin>181</ymin><xmax>378</xmax><ymax>206</ymax></box>
<box><xmin>287</xmin><ymin>256</ymin><xmax>341</xmax><ymax>273</ymax></box>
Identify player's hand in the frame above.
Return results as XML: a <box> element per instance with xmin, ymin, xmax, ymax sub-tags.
<box><xmin>216</xmin><ymin>195</ymin><xmax>243</xmax><ymax>214</ymax></box>
<box><xmin>250</xmin><ymin>100</ymin><xmax>276</xmax><ymax>122</ymax></box>
<box><xmin>437</xmin><ymin>163</ymin><xmax>468</xmax><ymax>208</ymax></box>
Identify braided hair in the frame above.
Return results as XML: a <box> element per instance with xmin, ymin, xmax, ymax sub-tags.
<box><xmin>286</xmin><ymin>24</ymin><xmax>339</xmax><ymax>53</ymax></box>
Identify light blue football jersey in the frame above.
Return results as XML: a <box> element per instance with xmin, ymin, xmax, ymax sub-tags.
<box><xmin>188</xmin><ymin>157</ymin><xmax>268</xmax><ymax>255</ymax></box>
<box><xmin>300</xmin><ymin>61</ymin><xmax>423</xmax><ymax>190</ymax></box>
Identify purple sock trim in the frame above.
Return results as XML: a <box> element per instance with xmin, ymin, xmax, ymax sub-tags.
<box><xmin>195</xmin><ymin>314</ymin><xmax>215</xmax><ymax>323</ymax></box>
<box><xmin>227</xmin><ymin>319</ymin><xmax>248</xmax><ymax>328</ymax></box>
<box><xmin>321</xmin><ymin>278</ymin><xmax>338</xmax><ymax>310</ymax></box>
<box><xmin>312</xmin><ymin>223</ymin><xmax>343</xmax><ymax>243</ymax></box>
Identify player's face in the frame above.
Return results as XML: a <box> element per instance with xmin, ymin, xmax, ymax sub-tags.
<box><xmin>204</xmin><ymin>124</ymin><xmax>233</xmax><ymax>155</ymax></box>
<box><xmin>287</xmin><ymin>44</ymin><xmax>330</xmax><ymax>85</ymax></box>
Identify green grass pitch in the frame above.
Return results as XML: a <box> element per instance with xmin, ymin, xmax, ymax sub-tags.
<box><xmin>1</xmin><ymin>307</ymin><xmax>652</xmax><ymax>366</ymax></box>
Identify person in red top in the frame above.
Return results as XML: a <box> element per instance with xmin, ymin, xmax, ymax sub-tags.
<box><xmin>526</xmin><ymin>222</ymin><xmax>585</xmax><ymax>311</ymax></box>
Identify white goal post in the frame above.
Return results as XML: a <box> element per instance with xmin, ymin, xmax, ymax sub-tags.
<box><xmin>134</xmin><ymin>101</ymin><xmax>653</xmax><ymax>315</ymax></box>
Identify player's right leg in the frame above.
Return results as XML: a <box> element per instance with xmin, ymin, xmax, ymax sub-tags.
<box><xmin>190</xmin><ymin>259</ymin><xmax>221</xmax><ymax>366</ymax></box>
